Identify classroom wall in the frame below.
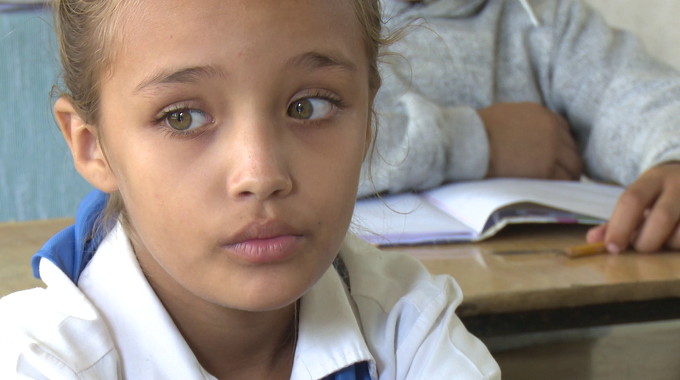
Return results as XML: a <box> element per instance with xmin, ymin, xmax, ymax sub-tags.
<box><xmin>1</xmin><ymin>1</ymin><xmax>679</xmax><ymax>222</ymax></box>
<box><xmin>585</xmin><ymin>0</ymin><xmax>680</xmax><ymax>71</ymax></box>
<box><xmin>0</xmin><ymin>8</ymin><xmax>92</xmax><ymax>222</ymax></box>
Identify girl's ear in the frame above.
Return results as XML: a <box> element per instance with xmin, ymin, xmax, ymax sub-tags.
<box><xmin>54</xmin><ymin>97</ymin><xmax>118</xmax><ymax>193</ymax></box>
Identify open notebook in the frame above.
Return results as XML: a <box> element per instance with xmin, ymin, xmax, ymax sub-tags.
<box><xmin>352</xmin><ymin>178</ymin><xmax>625</xmax><ymax>246</ymax></box>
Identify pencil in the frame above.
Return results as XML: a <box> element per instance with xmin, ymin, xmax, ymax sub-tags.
<box><xmin>564</xmin><ymin>241</ymin><xmax>608</xmax><ymax>258</ymax></box>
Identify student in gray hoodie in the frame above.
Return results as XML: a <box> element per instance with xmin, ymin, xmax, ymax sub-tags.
<box><xmin>360</xmin><ymin>0</ymin><xmax>680</xmax><ymax>254</ymax></box>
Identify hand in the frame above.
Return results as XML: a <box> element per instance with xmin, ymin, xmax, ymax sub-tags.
<box><xmin>478</xmin><ymin>102</ymin><xmax>583</xmax><ymax>180</ymax></box>
<box><xmin>587</xmin><ymin>162</ymin><xmax>680</xmax><ymax>253</ymax></box>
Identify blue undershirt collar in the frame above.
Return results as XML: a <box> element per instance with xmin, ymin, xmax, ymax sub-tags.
<box><xmin>31</xmin><ymin>189</ymin><xmax>109</xmax><ymax>284</ymax></box>
<box><xmin>323</xmin><ymin>361</ymin><xmax>371</xmax><ymax>380</ymax></box>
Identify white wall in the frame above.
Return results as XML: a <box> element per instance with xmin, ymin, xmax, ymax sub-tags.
<box><xmin>585</xmin><ymin>0</ymin><xmax>680</xmax><ymax>70</ymax></box>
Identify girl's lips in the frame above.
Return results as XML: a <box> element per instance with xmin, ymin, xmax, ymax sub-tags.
<box><xmin>224</xmin><ymin>235</ymin><xmax>302</xmax><ymax>264</ymax></box>
<box><xmin>221</xmin><ymin>220</ymin><xmax>305</xmax><ymax>263</ymax></box>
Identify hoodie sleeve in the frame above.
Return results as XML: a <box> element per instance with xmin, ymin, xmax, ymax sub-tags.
<box><xmin>534</xmin><ymin>0</ymin><xmax>680</xmax><ymax>185</ymax></box>
<box><xmin>358</xmin><ymin>66</ymin><xmax>490</xmax><ymax>198</ymax></box>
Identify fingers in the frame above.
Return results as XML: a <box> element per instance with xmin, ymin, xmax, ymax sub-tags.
<box><xmin>554</xmin><ymin>115</ymin><xmax>578</xmax><ymax>151</ymax></box>
<box><xmin>551</xmin><ymin>165</ymin><xmax>574</xmax><ymax>180</ymax></box>
<box><xmin>552</xmin><ymin>112</ymin><xmax>582</xmax><ymax>179</ymax></box>
<box><xmin>597</xmin><ymin>164</ymin><xmax>680</xmax><ymax>253</ymax></box>
<box><xmin>555</xmin><ymin>143</ymin><xmax>584</xmax><ymax>179</ymax></box>
<box><xmin>586</xmin><ymin>223</ymin><xmax>607</xmax><ymax>243</ymax></box>
<box><xmin>665</xmin><ymin>224</ymin><xmax>680</xmax><ymax>250</ymax></box>
<box><xmin>605</xmin><ymin>179</ymin><xmax>663</xmax><ymax>253</ymax></box>
<box><xmin>633</xmin><ymin>186</ymin><xmax>680</xmax><ymax>252</ymax></box>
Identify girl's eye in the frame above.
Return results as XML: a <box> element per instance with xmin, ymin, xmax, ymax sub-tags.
<box><xmin>165</xmin><ymin>109</ymin><xmax>211</xmax><ymax>131</ymax></box>
<box><xmin>287</xmin><ymin>98</ymin><xmax>334</xmax><ymax>120</ymax></box>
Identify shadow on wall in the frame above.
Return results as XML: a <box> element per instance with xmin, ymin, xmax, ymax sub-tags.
<box><xmin>1</xmin><ymin>8</ymin><xmax>93</xmax><ymax>222</ymax></box>
<box><xmin>586</xmin><ymin>0</ymin><xmax>680</xmax><ymax>71</ymax></box>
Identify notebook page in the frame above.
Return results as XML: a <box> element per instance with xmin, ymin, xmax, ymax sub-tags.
<box><xmin>352</xmin><ymin>193</ymin><xmax>475</xmax><ymax>245</ymax></box>
<box><xmin>422</xmin><ymin>179</ymin><xmax>624</xmax><ymax>234</ymax></box>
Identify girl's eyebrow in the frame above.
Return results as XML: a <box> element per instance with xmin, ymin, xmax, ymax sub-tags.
<box><xmin>286</xmin><ymin>51</ymin><xmax>357</xmax><ymax>73</ymax></box>
<box><xmin>133</xmin><ymin>51</ymin><xmax>355</xmax><ymax>95</ymax></box>
<box><xmin>133</xmin><ymin>65</ymin><xmax>227</xmax><ymax>95</ymax></box>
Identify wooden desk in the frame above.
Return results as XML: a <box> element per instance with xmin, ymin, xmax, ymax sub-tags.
<box><xmin>389</xmin><ymin>224</ymin><xmax>680</xmax><ymax>336</ymax></box>
<box><xmin>0</xmin><ymin>218</ymin><xmax>74</xmax><ymax>297</ymax></box>
<box><xmin>3</xmin><ymin>219</ymin><xmax>680</xmax><ymax>336</ymax></box>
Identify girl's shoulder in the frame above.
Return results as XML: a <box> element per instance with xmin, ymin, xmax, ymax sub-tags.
<box><xmin>0</xmin><ymin>260</ymin><xmax>121</xmax><ymax>379</ymax></box>
<box><xmin>339</xmin><ymin>234</ymin><xmax>501</xmax><ymax>380</ymax></box>
<box><xmin>340</xmin><ymin>233</ymin><xmax>463</xmax><ymax>313</ymax></box>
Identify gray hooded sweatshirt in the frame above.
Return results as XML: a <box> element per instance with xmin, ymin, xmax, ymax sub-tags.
<box><xmin>358</xmin><ymin>0</ymin><xmax>680</xmax><ymax>197</ymax></box>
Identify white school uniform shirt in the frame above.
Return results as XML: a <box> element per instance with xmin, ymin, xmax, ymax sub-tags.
<box><xmin>0</xmin><ymin>223</ymin><xmax>500</xmax><ymax>379</ymax></box>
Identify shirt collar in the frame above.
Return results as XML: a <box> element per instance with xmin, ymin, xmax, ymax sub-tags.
<box><xmin>292</xmin><ymin>251</ymin><xmax>376</xmax><ymax>379</ymax></box>
<box><xmin>77</xmin><ymin>223</ymin><xmax>376</xmax><ymax>380</ymax></box>
<box><xmin>77</xmin><ymin>223</ymin><xmax>212</xmax><ymax>379</ymax></box>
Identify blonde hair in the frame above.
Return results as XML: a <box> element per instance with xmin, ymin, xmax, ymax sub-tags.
<box><xmin>53</xmin><ymin>0</ymin><xmax>391</xmax><ymax>233</ymax></box>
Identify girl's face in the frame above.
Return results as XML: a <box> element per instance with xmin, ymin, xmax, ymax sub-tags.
<box><xmin>95</xmin><ymin>0</ymin><xmax>372</xmax><ymax>311</ymax></box>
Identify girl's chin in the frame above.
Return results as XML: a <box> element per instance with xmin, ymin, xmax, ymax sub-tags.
<box><xmin>211</xmin><ymin>277</ymin><xmax>312</xmax><ymax>312</ymax></box>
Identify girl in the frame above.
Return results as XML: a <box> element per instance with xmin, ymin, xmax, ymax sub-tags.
<box><xmin>0</xmin><ymin>0</ymin><xmax>500</xmax><ymax>379</ymax></box>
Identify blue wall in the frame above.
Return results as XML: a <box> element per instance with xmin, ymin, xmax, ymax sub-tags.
<box><xmin>1</xmin><ymin>8</ymin><xmax>92</xmax><ymax>222</ymax></box>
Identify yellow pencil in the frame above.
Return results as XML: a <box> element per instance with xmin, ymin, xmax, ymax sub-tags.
<box><xmin>564</xmin><ymin>241</ymin><xmax>608</xmax><ymax>258</ymax></box>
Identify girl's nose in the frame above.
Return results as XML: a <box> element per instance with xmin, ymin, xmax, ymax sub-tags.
<box><xmin>226</xmin><ymin>122</ymin><xmax>293</xmax><ymax>201</ymax></box>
